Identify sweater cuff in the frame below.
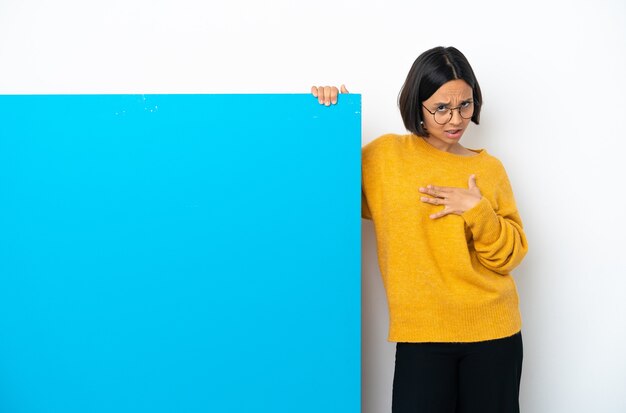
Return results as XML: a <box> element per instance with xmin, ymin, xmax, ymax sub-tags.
<box><xmin>461</xmin><ymin>197</ymin><xmax>501</xmax><ymax>244</ymax></box>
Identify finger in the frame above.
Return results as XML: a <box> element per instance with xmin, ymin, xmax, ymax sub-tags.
<box><xmin>311</xmin><ymin>86</ymin><xmax>319</xmax><ymax>98</ymax></box>
<box><xmin>330</xmin><ymin>86</ymin><xmax>339</xmax><ymax>104</ymax></box>
<box><xmin>430</xmin><ymin>208</ymin><xmax>451</xmax><ymax>219</ymax></box>
<box><xmin>340</xmin><ymin>84</ymin><xmax>349</xmax><ymax>94</ymax></box>
<box><xmin>427</xmin><ymin>184</ymin><xmax>452</xmax><ymax>192</ymax></box>
<box><xmin>419</xmin><ymin>186</ymin><xmax>448</xmax><ymax>198</ymax></box>
<box><xmin>316</xmin><ymin>86</ymin><xmax>325</xmax><ymax>104</ymax></box>
<box><xmin>323</xmin><ymin>86</ymin><xmax>333</xmax><ymax>106</ymax></box>
<box><xmin>420</xmin><ymin>196</ymin><xmax>447</xmax><ymax>206</ymax></box>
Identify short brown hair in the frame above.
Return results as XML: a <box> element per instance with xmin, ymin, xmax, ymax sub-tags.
<box><xmin>398</xmin><ymin>46</ymin><xmax>483</xmax><ymax>137</ymax></box>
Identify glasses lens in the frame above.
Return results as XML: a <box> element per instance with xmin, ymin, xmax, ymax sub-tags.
<box><xmin>460</xmin><ymin>102</ymin><xmax>474</xmax><ymax>119</ymax></box>
<box><xmin>434</xmin><ymin>110</ymin><xmax>451</xmax><ymax>125</ymax></box>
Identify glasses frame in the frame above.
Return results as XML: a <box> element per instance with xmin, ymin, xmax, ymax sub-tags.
<box><xmin>422</xmin><ymin>101</ymin><xmax>475</xmax><ymax>125</ymax></box>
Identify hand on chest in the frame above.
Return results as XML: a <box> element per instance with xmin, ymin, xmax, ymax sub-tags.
<box><xmin>386</xmin><ymin>165</ymin><xmax>498</xmax><ymax>221</ymax></box>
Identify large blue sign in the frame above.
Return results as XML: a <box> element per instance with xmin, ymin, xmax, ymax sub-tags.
<box><xmin>0</xmin><ymin>94</ymin><xmax>361</xmax><ymax>413</ymax></box>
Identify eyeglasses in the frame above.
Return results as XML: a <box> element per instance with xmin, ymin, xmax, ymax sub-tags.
<box><xmin>422</xmin><ymin>101</ymin><xmax>475</xmax><ymax>125</ymax></box>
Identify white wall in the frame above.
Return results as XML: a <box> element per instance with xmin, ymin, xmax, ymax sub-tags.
<box><xmin>2</xmin><ymin>0</ymin><xmax>625</xmax><ymax>411</ymax></box>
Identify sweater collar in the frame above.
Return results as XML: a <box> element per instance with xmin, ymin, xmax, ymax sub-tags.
<box><xmin>412</xmin><ymin>134</ymin><xmax>486</xmax><ymax>161</ymax></box>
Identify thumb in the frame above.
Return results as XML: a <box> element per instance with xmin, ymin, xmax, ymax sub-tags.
<box><xmin>340</xmin><ymin>84</ymin><xmax>349</xmax><ymax>94</ymax></box>
<box><xmin>468</xmin><ymin>174</ymin><xmax>477</xmax><ymax>189</ymax></box>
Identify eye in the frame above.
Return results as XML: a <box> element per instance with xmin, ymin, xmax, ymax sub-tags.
<box><xmin>435</xmin><ymin>105</ymin><xmax>449</xmax><ymax>112</ymax></box>
<box><xmin>461</xmin><ymin>101</ymin><xmax>472</xmax><ymax>108</ymax></box>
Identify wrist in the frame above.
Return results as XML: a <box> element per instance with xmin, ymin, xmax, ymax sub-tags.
<box><xmin>462</xmin><ymin>195</ymin><xmax>482</xmax><ymax>213</ymax></box>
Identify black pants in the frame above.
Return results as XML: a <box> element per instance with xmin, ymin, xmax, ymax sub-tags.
<box><xmin>392</xmin><ymin>331</ymin><xmax>523</xmax><ymax>413</ymax></box>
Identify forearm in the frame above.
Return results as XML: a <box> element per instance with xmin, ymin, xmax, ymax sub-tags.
<box><xmin>462</xmin><ymin>197</ymin><xmax>528</xmax><ymax>275</ymax></box>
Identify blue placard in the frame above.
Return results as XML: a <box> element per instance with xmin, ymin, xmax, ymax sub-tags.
<box><xmin>0</xmin><ymin>94</ymin><xmax>361</xmax><ymax>413</ymax></box>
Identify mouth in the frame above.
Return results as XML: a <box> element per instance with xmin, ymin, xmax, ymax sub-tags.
<box><xmin>444</xmin><ymin>129</ymin><xmax>463</xmax><ymax>139</ymax></box>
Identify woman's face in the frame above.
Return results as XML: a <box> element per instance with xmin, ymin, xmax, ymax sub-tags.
<box><xmin>421</xmin><ymin>79</ymin><xmax>474</xmax><ymax>151</ymax></box>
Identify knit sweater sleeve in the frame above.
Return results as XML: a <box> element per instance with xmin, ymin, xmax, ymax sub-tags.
<box><xmin>361</xmin><ymin>138</ymin><xmax>381</xmax><ymax>221</ymax></box>
<box><xmin>362</xmin><ymin>185</ymin><xmax>372</xmax><ymax>220</ymax></box>
<box><xmin>461</xmin><ymin>167</ymin><xmax>528</xmax><ymax>275</ymax></box>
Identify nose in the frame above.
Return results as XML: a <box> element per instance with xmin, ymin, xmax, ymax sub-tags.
<box><xmin>448</xmin><ymin>108</ymin><xmax>463</xmax><ymax>126</ymax></box>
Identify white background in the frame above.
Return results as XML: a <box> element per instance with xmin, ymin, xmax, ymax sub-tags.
<box><xmin>1</xmin><ymin>1</ymin><xmax>625</xmax><ymax>411</ymax></box>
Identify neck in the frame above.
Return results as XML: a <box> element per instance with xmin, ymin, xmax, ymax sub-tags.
<box><xmin>423</xmin><ymin>136</ymin><xmax>459</xmax><ymax>153</ymax></box>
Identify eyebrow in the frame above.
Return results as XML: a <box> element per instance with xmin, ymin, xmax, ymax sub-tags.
<box><xmin>432</xmin><ymin>98</ymin><xmax>473</xmax><ymax>106</ymax></box>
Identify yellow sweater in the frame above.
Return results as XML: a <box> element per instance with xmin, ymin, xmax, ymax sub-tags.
<box><xmin>362</xmin><ymin>134</ymin><xmax>528</xmax><ymax>343</ymax></box>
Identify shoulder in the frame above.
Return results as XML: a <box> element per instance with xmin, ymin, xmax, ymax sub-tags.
<box><xmin>477</xmin><ymin>151</ymin><xmax>514</xmax><ymax>189</ymax></box>
<box><xmin>362</xmin><ymin>133</ymin><xmax>409</xmax><ymax>158</ymax></box>
<box><xmin>478</xmin><ymin>149</ymin><xmax>507</xmax><ymax>172</ymax></box>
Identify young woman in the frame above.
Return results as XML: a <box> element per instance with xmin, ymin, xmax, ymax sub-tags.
<box><xmin>313</xmin><ymin>46</ymin><xmax>528</xmax><ymax>413</ymax></box>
